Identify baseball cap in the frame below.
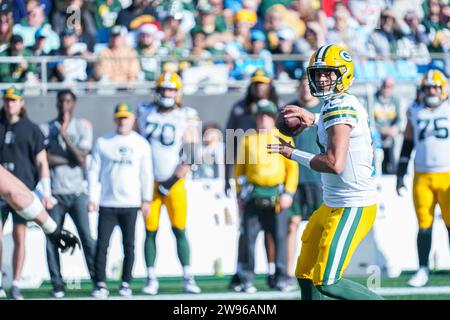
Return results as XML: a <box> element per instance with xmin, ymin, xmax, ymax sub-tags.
<box><xmin>255</xmin><ymin>99</ymin><xmax>277</xmax><ymax>114</ymax></box>
<box><xmin>234</xmin><ymin>9</ymin><xmax>257</xmax><ymax>24</ymax></box>
<box><xmin>114</xmin><ymin>103</ymin><xmax>133</xmax><ymax>118</ymax></box>
<box><xmin>3</xmin><ymin>86</ymin><xmax>23</xmax><ymax>100</ymax></box>
<box><xmin>251</xmin><ymin>69</ymin><xmax>271</xmax><ymax>84</ymax></box>
<box><xmin>251</xmin><ymin>29</ymin><xmax>266</xmax><ymax>42</ymax></box>
<box><xmin>110</xmin><ymin>25</ymin><xmax>128</xmax><ymax>37</ymax></box>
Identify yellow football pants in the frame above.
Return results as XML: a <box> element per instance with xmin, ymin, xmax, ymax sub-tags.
<box><xmin>145</xmin><ymin>178</ymin><xmax>187</xmax><ymax>231</ymax></box>
<box><xmin>295</xmin><ymin>204</ymin><xmax>377</xmax><ymax>286</ymax></box>
<box><xmin>413</xmin><ymin>171</ymin><xmax>450</xmax><ymax>229</ymax></box>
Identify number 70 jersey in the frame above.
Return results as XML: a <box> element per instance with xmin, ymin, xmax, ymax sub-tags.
<box><xmin>408</xmin><ymin>99</ymin><xmax>450</xmax><ymax>173</ymax></box>
<box><xmin>137</xmin><ymin>103</ymin><xmax>199</xmax><ymax>182</ymax></box>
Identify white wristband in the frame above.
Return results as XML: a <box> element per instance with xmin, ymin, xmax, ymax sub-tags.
<box><xmin>41</xmin><ymin>217</ymin><xmax>57</xmax><ymax>235</ymax></box>
<box><xmin>291</xmin><ymin>149</ymin><xmax>315</xmax><ymax>169</ymax></box>
<box><xmin>313</xmin><ymin>113</ymin><xmax>320</xmax><ymax>126</ymax></box>
<box><xmin>17</xmin><ymin>192</ymin><xmax>44</xmax><ymax>220</ymax></box>
<box><xmin>39</xmin><ymin>177</ymin><xmax>51</xmax><ymax>197</ymax></box>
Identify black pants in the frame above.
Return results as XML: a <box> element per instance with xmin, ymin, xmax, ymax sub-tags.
<box><xmin>94</xmin><ymin>207</ymin><xmax>138</xmax><ymax>284</ymax></box>
<box><xmin>382</xmin><ymin>136</ymin><xmax>396</xmax><ymax>174</ymax></box>
<box><xmin>46</xmin><ymin>193</ymin><xmax>96</xmax><ymax>288</ymax></box>
<box><xmin>241</xmin><ymin>199</ymin><xmax>289</xmax><ymax>283</ymax></box>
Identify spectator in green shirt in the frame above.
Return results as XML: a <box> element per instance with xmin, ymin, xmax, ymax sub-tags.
<box><xmin>136</xmin><ymin>23</ymin><xmax>164</xmax><ymax>81</ymax></box>
<box><xmin>95</xmin><ymin>0</ymin><xmax>123</xmax><ymax>30</ymax></box>
<box><xmin>258</xmin><ymin>0</ymin><xmax>293</xmax><ymax>19</ymax></box>
<box><xmin>191</xmin><ymin>2</ymin><xmax>233</xmax><ymax>54</ymax></box>
<box><xmin>0</xmin><ymin>35</ymin><xmax>38</xmax><ymax>83</ymax></box>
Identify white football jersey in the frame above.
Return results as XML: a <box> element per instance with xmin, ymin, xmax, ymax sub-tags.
<box><xmin>137</xmin><ymin>103</ymin><xmax>199</xmax><ymax>181</ymax></box>
<box><xmin>317</xmin><ymin>93</ymin><xmax>377</xmax><ymax>208</ymax></box>
<box><xmin>407</xmin><ymin>99</ymin><xmax>450</xmax><ymax>173</ymax></box>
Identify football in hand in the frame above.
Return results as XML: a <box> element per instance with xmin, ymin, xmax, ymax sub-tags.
<box><xmin>276</xmin><ymin>112</ymin><xmax>303</xmax><ymax>137</ymax></box>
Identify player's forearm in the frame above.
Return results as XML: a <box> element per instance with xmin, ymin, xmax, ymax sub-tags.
<box><xmin>291</xmin><ymin>148</ymin><xmax>344</xmax><ymax>174</ymax></box>
<box><xmin>140</xmin><ymin>155</ymin><xmax>154</xmax><ymax>202</ymax></box>
<box><xmin>174</xmin><ymin>164</ymin><xmax>190</xmax><ymax>179</ymax></box>
<box><xmin>310</xmin><ymin>153</ymin><xmax>344</xmax><ymax>174</ymax></box>
<box><xmin>397</xmin><ymin>138</ymin><xmax>414</xmax><ymax>178</ymax></box>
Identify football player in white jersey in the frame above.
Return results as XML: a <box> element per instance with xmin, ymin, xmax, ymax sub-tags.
<box><xmin>267</xmin><ymin>44</ymin><xmax>382</xmax><ymax>300</ymax></box>
<box><xmin>137</xmin><ymin>72</ymin><xmax>201</xmax><ymax>295</ymax></box>
<box><xmin>396</xmin><ymin>69</ymin><xmax>450</xmax><ymax>288</ymax></box>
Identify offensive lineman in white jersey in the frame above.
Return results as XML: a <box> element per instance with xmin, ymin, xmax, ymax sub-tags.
<box><xmin>396</xmin><ymin>69</ymin><xmax>450</xmax><ymax>288</ymax></box>
<box><xmin>268</xmin><ymin>44</ymin><xmax>382</xmax><ymax>300</ymax></box>
<box><xmin>137</xmin><ymin>71</ymin><xmax>201</xmax><ymax>295</ymax></box>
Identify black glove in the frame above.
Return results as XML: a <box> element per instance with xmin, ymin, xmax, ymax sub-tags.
<box><xmin>157</xmin><ymin>175</ymin><xmax>179</xmax><ymax>196</ymax></box>
<box><xmin>48</xmin><ymin>227</ymin><xmax>81</xmax><ymax>255</ymax></box>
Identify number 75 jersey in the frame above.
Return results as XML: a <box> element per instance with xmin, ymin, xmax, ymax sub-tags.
<box><xmin>137</xmin><ymin>103</ymin><xmax>199</xmax><ymax>182</ymax></box>
<box><xmin>408</xmin><ymin>99</ymin><xmax>450</xmax><ymax>173</ymax></box>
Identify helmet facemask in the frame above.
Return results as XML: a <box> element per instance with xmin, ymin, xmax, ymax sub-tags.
<box><xmin>156</xmin><ymin>86</ymin><xmax>178</xmax><ymax>108</ymax></box>
<box><xmin>307</xmin><ymin>66</ymin><xmax>347</xmax><ymax>99</ymax></box>
<box><xmin>422</xmin><ymin>85</ymin><xmax>443</xmax><ymax>108</ymax></box>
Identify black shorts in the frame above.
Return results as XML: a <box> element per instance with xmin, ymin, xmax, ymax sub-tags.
<box><xmin>289</xmin><ymin>183</ymin><xmax>323</xmax><ymax>220</ymax></box>
<box><xmin>1</xmin><ymin>205</ymin><xmax>28</xmax><ymax>225</ymax></box>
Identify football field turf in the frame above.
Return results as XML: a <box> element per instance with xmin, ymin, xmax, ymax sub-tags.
<box><xmin>16</xmin><ymin>271</ymin><xmax>450</xmax><ymax>300</ymax></box>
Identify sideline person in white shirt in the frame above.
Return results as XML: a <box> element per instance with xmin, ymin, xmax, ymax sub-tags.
<box><xmin>87</xmin><ymin>103</ymin><xmax>153</xmax><ymax>299</ymax></box>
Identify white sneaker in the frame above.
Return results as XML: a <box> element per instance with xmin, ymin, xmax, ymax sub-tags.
<box><xmin>142</xmin><ymin>278</ymin><xmax>159</xmax><ymax>295</ymax></box>
<box><xmin>119</xmin><ymin>283</ymin><xmax>132</xmax><ymax>297</ymax></box>
<box><xmin>92</xmin><ymin>285</ymin><xmax>109</xmax><ymax>299</ymax></box>
<box><xmin>0</xmin><ymin>288</ymin><xmax>6</xmax><ymax>299</ymax></box>
<box><xmin>243</xmin><ymin>282</ymin><xmax>257</xmax><ymax>294</ymax></box>
<box><xmin>408</xmin><ymin>267</ymin><xmax>429</xmax><ymax>287</ymax></box>
<box><xmin>183</xmin><ymin>277</ymin><xmax>201</xmax><ymax>294</ymax></box>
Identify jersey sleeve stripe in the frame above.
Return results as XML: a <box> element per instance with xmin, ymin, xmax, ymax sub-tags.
<box><xmin>323</xmin><ymin>114</ymin><xmax>357</xmax><ymax>122</ymax></box>
<box><xmin>323</xmin><ymin>110</ymin><xmax>357</xmax><ymax>119</ymax></box>
<box><xmin>323</xmin><ymin>106</ymin><xmax>356</xmax><ymax>115</ymax></box>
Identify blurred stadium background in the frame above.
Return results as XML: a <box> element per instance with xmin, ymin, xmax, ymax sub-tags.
<box><xmin>1</xmin><ymin>0</ymin><xmax>450</xmax><ymax>300</ymax></box>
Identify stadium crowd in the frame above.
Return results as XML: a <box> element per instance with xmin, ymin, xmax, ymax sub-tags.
<box><xmin>0</xmin><ymin>0</ymin><xmax>449</xmax><ymax>86</ymax></box>
<box><xmin>0</xmin><ymin>0</ymin><xmax>449</xmax><ymax>301</ymax></box>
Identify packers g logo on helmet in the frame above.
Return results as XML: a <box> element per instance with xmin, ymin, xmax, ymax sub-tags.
<box><xmin>307</xmin><ymin>44</ymin><xmax>354</xmax><ymax>98</ymax></box>
<box><xmin>156</xmin><ymin>72</ymin><xmax>183</xmax><ymax>108</ymax></box>
<box><xmin>420</xmin><ymin>69</ymin><xmax>448</xmax><ymax>101</ymax></box>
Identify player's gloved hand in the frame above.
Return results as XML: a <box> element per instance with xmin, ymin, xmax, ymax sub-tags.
<box><xmin>47</xmin><ymin>227</ymin><xmax>81</xmax><ymax>255</ymax></box>
<box><xmin>396</xmin><ymin>176</ymin><xmax>407</xmax><ymax>197</ymax></box>
<box><xmin>157</xmin><ymin>175</ymin><xmax>179</xmax><ymax>196</ymax></box>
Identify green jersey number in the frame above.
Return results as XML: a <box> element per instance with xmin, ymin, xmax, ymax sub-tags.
<box><xmin>145</xmin><ymin>122</ymin><xmax>176</xmax><ymax>146</ymax></box>
<box><xmin>417</xmin><ymin>117</ymin><xmax>449</xmax><ymax>141</ymax></box>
